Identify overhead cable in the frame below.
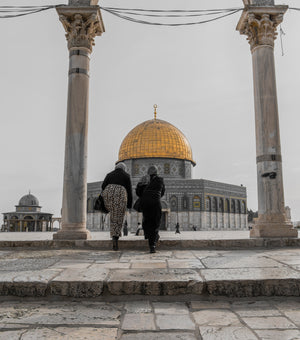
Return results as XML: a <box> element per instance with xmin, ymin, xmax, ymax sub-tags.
<box><xmin>100</xmin><ymin>7</ymin><xmax>242</xmax><ymax>26</ymax></box>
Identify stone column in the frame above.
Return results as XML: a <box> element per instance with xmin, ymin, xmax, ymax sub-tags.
<box><xmin>237</xmin><ymin>2</ymin><xmax>297</xmax><ymax>237</ymax></box>
<box><xmin>53</xmin><ymin>0</ymin><xmax>104</xmax><ymax>240</ymax></box>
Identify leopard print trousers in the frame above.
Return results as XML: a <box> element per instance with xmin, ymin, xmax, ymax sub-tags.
<box><xmin>103</xmin><ymin>184</ymin><xmax>127</xmax><ymax>238</ymax></box>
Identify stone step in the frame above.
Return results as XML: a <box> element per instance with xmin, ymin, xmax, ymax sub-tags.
<box><xmin>1</xmin><ymin>269</ymin><xmax>300</xmax><ymax>298</ymax></box>
<box><xmin>1</xmin><ymin>237</ymin><xmax>300</xmax><ymax>249</ymax></box>
<box><xmin>1</xmin><ymin>255</ymin><xmax>300</xmax><ymax>298</ymax></box>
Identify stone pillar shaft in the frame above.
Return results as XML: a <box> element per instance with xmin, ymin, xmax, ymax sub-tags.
<box><xmin>53</xmin><ymin>5</ymin><xmax>104</xmax><ymax>240</ymax></box>
<box><xmin>237</xmin><ymin>5</ymin><xmax>297</xmax><ymax>237</ymax></box>
<box><xmin>60</xmin><ymin>48</ymin><xmax>90</xmax><ymax>238</ymax></box>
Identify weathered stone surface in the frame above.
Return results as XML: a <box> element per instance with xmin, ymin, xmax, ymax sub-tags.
<box><xmin>0</xmin><ymin>258</ymin><xmax>59</xmax><ymax>271</ymax></box>
<box><xmin>50</xmin><ymin>259</ymin><xmax>91</xmax><ymax>269</ymax></box>
<box><xmin>232</xmin><ymin>301</ymin><xmax>281</xmax><ymax>316</ymax></box>
<box><xmin>201</xmin><ymin>256</ymin><xmax>283</xmax><ymax>268</ymax></box>
<box><xmin>156</xmin><ymin>314</ymin><xmax>195</xmax><ymax>330</ymax></box>
<box><xmin>0</xmin><ymin>302</ymin><xmax>121</xmax><ymax>325</ymax></box>
<box><xmin>243</xmin><ymin>316</ymin><xmax>297</xmax><ymax>329</ymax></box>
<box><xmin>279</xmin><ymin>310</ymin><xmax>300</xmax><ymax>327</ymax></box>
<box><xmin>121</xmin><ymin>333</ymin><xmax>197</xmax><ymax>340</ymax></box>
<box><xmin>49</xmin><ymin>265</ymin><xmax>108</xmax><ymax>297</ymax></box>
<box><xmin>153</xmin><ymin>302</ymin><xmax>189</xmax><ymax>314</ymax></box>
<box><xmin>121</xmin><ymin>313</ymin><xmax>155</xmax><ymax>330</ymax></box>
<box><xmin>107</xmin><ymin>269</ymin><xmax>203</xmax><ymax>295</ymax></box>
<box><xmin>193</xmin><ymin>310</ymin><xmax>241</xmax><ymax>327</ymax></box>
<box><xmin>199</xmin><ymin>326</ymin><xmax>258</xmax><ymax>340</ymax></box>
<box><xmin>131</xmin><ymin>261</ymin><xmax>166</xmax><ymax>269</ymax></box>
<box><xmin>255</xmin><ymin>329</ymin><xmax>300</xmax><ymax>339</ymax></box>
<box><xmin>0</xmin><ymin>269</ymin><xmax>61</xmax><ymax>297</ymax></box>
<box><xmin>124</xmin><ymin>301</ymin><xmax>152</xmax><ymax>313</ymax></box>
<box><xmin>202</xmin><ymin>267</ymin><xmax>300</xmax><ymax>296</ymax></box>
<box><xmin>0</xmin><ymin>330</ymin><xmax>23</xmax><ymax>340</ymax></box>
<box><xmin>20</xmin><ymin>327</ymin><xmax>117</xmax><ymax>340</ymax></box>
<box><xmin>190</xmin><ymin>301</ymin><xmax>231</xmax><ymax>309</ymax></box>
<box><xmin>168</xmin><ymin>260</ymin><xmax>204</xmax><ymax>269</ymax></box>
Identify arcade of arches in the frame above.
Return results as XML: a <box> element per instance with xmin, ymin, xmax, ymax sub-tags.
<box><xmin>1</xmin><ymin>193</ymin><xmax>61</xmax><ymax>232</ymax></box>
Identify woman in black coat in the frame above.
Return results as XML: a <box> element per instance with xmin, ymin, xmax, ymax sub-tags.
<box><xmin>102</xmin><ymin>162</ymin><xmax>132</xmax><ymax>250</ymax></box>
<box><xmin>136</xmin><ymin>165</ymin><xmax>165</xmax><ymax>253</ymax></box>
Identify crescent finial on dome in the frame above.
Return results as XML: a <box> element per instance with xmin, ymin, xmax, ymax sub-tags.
<box><xmin>153</xmin><ymin>104</ymin><xmax>157</xmax><ymax>120</ymax></box>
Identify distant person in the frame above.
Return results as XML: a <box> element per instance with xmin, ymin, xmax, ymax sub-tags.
<box><xmin>102</xmin><ymin>162</ymin><xmax>132</xmax><ymax>250</ymax></box>
<box><xmin>175</xmin><ymin>222</ymin><xmax>180</xmax><ymax>234</ymax></box>
<box><xmin>135</xmin><ymin>222</ymin><xmax>143</xmax><ymax>236</ymax></box>
<box><xmin>123</xmin><ymin>220</ymin><xmax>128</xmax><ymax>236</ymax></box>
<box><xmin>136</xmin><ymin>166</ymin><xmax>165</xmax><ymax>253</ymax></box>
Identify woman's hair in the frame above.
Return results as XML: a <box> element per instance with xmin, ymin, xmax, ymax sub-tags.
<box><xmin>115</xmin><ymin>162</ymin><xmax>127</xmax><ymax>172</ymax></box>
<box><xmin>147</xmin><ymin>165</ymin><xmax>158</xmax><ymax>175</ymax></box>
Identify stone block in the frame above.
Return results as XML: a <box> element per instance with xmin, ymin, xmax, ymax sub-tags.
<box><xmin>124</xmin><ymin>301</ymin><xmax>152</xmax><ymax>313</ymax></box>
<box><xmin>107</xmin><ymin>268</ymin><xmax>203</xmax><ymax>295</ymax></box>
<box><xmin>255</xmin><ymin>329</ymin><xmax>300</xmax><ymax>339</ymax></box>
<box><xmin>201</xmin><ymin>267</ymin><xmax>300</xmax><ymax>297</ymax></box>
<box><xmin>199</xmin><ymin>326</ymin><xmax>258</xmax><ymax>340</ymax></box>
<box><xmin>6</xmin><ymin>327</ymin><xmax>118</xmax><ymax>339</ymax></box>
<box><xmin>193</xmin><ymin>310</ymin><xmax>241</xmax><ymax>327</ymax></box>
<box><xmin>156</xmin><ymin>314</ymin><xmax>195</xmax><ymax>330</ymax></box>
<box><xmin>242</xmin><ymin>316</ymin><xmax>297</xmax><ymax>329</ymax></box>
<box><xmin>0</xmin><ymin>269</ymin><xmax>61</xmax><ymax>297</ymax></box>
<box><xmin>153</xmin><ymin>302</ymin><xmax>189</xmax><ymax>314</ymax></box>
<box><xmin>49</xmin><ymin>265</ymin><xmax>108</xmax><ymax>297</ymax></box>
<box><xmin>121</xmin><ymin>313</ymin><xmax>155</xmax><ymax>330</ymax></box>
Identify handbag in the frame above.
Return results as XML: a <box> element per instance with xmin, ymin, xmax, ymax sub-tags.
<box><xmin>94</xmin><ymin>194</ymin><xmax>109</xmax><ymax>214</ymax></box>
<box><xmin>133</xmin><ymin>198</ymin><xmax>142</xmax><ymax>212</ymax></box>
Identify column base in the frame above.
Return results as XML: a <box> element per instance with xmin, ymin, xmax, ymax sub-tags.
<box><xmin>250</xmin><ymin>223</ymin><xmax>298</xmax><ymax>238</ymax></box>
<box><xmin>53</xmin><ymin>229</ymin><xmax>91</xmax><ymax>240</ymax></box>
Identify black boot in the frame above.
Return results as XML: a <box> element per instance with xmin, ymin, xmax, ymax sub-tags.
<box><xmin>112</xmin><ymin>236</ymin><xmax>119</xmax><ymax>251</ymax></box>
<box><xmin>150</xmin><ymin>246</ymin><xmax>156</xmax><ymax>253</ymax></box>
<box><xmin>148</xmin><ymin>238</ymin><xmax>156</xmax><ymax>253</ymax></box>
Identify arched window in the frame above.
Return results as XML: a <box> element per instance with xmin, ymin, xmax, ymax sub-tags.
<box><xmin>24</xmin><ymin>215</ymin><xmax>34</xmax><ymax>232</ymax></box>
<box><xmin>237</xmin><ymin>200</ymin><xmax>241</xmax><ymax>214</ymax></box>
<box><xmin>182</xmin><ymin>196</ymin><xmax>189</xmax><ymax>210</ymax></box>
<box><xmin>241</xmin><ymin>200</ymin><xmax>246</xmax><ymax>214</ymax></box>
<box><xmin>193</xmin><ymin>195</ymin><xmax>201</xmax><ymax>210</ymax></box>
<box><xmin>212</xmin><ymin>197</ymin><xmax>218</xmax><ymax>212</ymax></box>
<box><xmin>170</xmin><ymin>196</ymin><xmax>178</xmax><ymax>212</ymax></box>
<box><xmin>231</xmin><ymin>200</ymin><xmax>236</xmax><ymax>213</ymax></box>
<box><xmin>219</xmin><ymin>198</ymin><xmax>224</xmax><ymax>213</ymax></box>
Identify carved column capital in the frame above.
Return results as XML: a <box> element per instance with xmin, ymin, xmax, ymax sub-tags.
<box><xmin>236</xmin><ymin>5</ymin><xmax>287</xmax><ymax>51</ymax></box>
<box><xmin>57</xmin><ymin>6</ymin><xmax>105</xmax><ymax>51</ymax></box>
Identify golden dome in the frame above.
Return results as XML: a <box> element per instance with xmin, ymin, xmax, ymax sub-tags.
<box><xmin>118</xmin><ymin>118</ymin><xmax>195</xmax><ymax>165</ymax></box>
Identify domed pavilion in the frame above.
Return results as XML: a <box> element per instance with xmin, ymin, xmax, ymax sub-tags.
<box><xmin>2</xmin><ymin>192</ymin><xmax>53</xmax><ymax>232</ymax></box>
<box><xmin>87</xmin><ymin>108</ymin><xmax>247</xmax><ymax>232</ymax></box>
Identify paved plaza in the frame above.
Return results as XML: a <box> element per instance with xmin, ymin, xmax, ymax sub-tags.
<box><xmin>1</xmin><ymin>297</ymin><xmax>300</xmax><ymax>339</ymax></box>
<box><xmin>0</xmin><ymin>231</ymin><xmax>299</xmax><ymax>338</ymax></box>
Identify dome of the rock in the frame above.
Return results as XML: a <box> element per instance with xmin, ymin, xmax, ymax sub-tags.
<box><xmin>118</xmin><ymin>118</ymin><xmax>195</xmax><ymax>165</ymax></box>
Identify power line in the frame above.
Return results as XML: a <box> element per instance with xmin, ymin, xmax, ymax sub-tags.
<box><xmin>100</xmin><ymin>7</ymin><xmax>242</xmax><ymax>26</ymax></box>
<box><xmin>0</xmin><ymin>5</ymin><xmax>299</xmax><ymax>25</ymax></box>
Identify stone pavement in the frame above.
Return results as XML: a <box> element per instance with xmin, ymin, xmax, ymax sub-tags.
<box><xmin>1</xmin><ymin>296</ymin><xmax>300</xmax><ymax>339</ymax></box>
<box><xmin>0</xmin><ymin>246</ymin><xmax>300</xmax><ymax>298</ymax></box>
<box><xmin>0</xmin><ymin>231</ymin><xmax>299</xmax><ymax>249</ymax></box>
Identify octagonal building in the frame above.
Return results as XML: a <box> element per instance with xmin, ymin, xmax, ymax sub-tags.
<box><xmin>87</xmin><ymin>113</ymin><xmax>247</xmax><ymax>232</ymax></box>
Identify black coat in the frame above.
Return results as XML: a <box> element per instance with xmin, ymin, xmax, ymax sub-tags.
<box><xmin>138</xmin><ymin>175</ymin><xmax>165</xmax><ymax>201</ymax></box>
<box><xmin>102</xmin><ymin>168</ymin><xmax>133</xmax><ymax>208</ymax></box>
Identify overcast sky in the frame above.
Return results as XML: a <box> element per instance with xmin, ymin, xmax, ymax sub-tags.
<box><xmin>0</xmin><ymin>0</ymin><xmax>299</xmax><ymax>221</ymax></box>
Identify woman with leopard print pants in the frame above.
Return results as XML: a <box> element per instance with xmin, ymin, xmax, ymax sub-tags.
<box><xmin>102</xmin><ymin>162</ymin><xmax>132</xmax><ymax>250</ymax></box>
